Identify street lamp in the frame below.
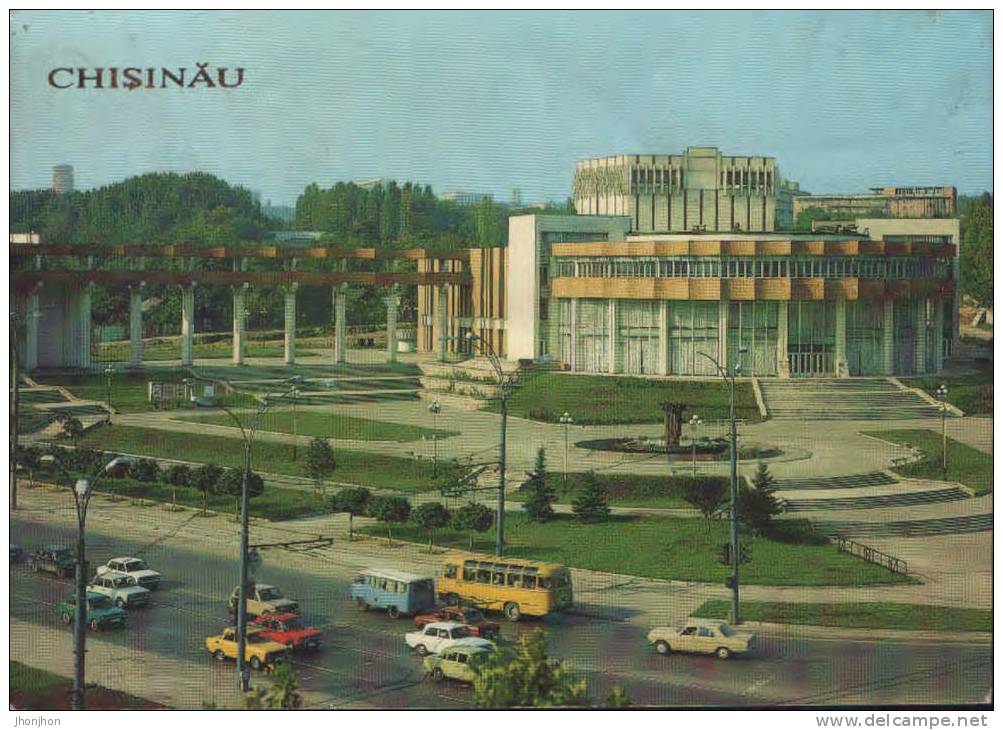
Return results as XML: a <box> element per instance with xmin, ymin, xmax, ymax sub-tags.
<box><xmin>559</xmin><ymin>412</ymin><xmax>574</xmax><ymax>487</ymax></box>
<box><xmin>291</xmin><ymin>385</ymin><xmax>300</xmax><ymax>461</ymax></box>
<box><xmin>936</xmin><ymin>384</ymin><xmax>949</xmax><ymax>480</ymax></box>
<box><xmin>689</xmin><ymin>414</ymin><xmax>703</xmax><ymax>477</ymax></box>
<box><xmin>184</xmin><ymin>371</ymin><xmax>303</xmax><ymax>693</ymax></box>
<box><xmin>465</xmin><ymin>331</ymin><xmax>515</xmax><ymax>557</ymax></box>
<box><xmin>41</xmin><ymin>453</ymin><xmax>117</xmax><ymax>711</ymax></box>
<box><xmin>427</xmin><ymin>400</ymin><xmax>441</xmax><ymax>477</ymax></box>
<box><xmin>11</xmin><ymin>312</ymin><xmax>20</xmax><ymax>511</ymax></box>
<box><xmin>104</xmin><ymin>365</ymin><xmax>115</xmax><ymax>413</ymax></box>
<box><xmin>697</xmin><ymin>346</ymin><xmax>746</xmax><ymax>625</ymax></box>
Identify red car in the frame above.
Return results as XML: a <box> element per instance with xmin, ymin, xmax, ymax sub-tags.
<box><xmin>413</xmin><ymin>606</ymin><xmax>500</xmax><ymax>639</ymax></box>
<box><xmin>252</xmin><ymin>612</ymin><xmax>321</xmax><ymax>651</ymax></box>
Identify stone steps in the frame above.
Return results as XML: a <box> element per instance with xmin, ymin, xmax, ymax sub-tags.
<box><xmin>783</xmin><ymin>487</ymin><xmax>970</xmax><ymax>512</ymax></box>
<box><xmin>760</xmin><ymin>379</ymin><xmax>944</xmax><ymax>420</ymax></box>
<box><xmin>775</xmin><ymin>472</ymin><xmax>898</xmax><ymax>491</ymax></box>
<box><xmin>812</xmin><ymin>513</ymin><xmax>993</xmax><ymax>537</ymax></box>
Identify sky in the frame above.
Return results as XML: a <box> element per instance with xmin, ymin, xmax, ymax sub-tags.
<box><xmin>9</xmin><ymin>10</ymin><xmax>994</xmax><ymax>206</ymax></box>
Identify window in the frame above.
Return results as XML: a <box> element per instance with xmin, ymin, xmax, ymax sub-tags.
<box><xmin>523</xmin><ymin>575</ymin><xmax>537</xmax><ymax>590</ymax></box>
<box><xmin>463</xmin><ymin>565</ymin><xmax>477</xmax><ymax>582</ymax></box>
<box><xmin>456</xmin><ymin>653</ymin><xmax>469</xmax><ymax>664</ymax></box>
<box><xmin>426</xmin><ymin>627</ymin><xmax>438</xmax><ymax>636</ymax></box>
<box><xmin>506</xmin><ymin>572</ymin><xmax>522</xmax><ymax>587</ymax></box>
<box><xmin>680</xmin><ymin>627</ymin><xmax>697</xmax><ymax>636</ymax></box>
<box><xmin>476</xmin><ymin>569</ymin><xmax>490</xmax><ymax>584</ymax></box>
<box><xmin>444</xmin><ymin>564</ymin><xmax>457</xmax><ymax>579</ymax></box>
<box><xmin>444</xmin><ymin>652</ymin><xmax>458</xmax><ymax>662</ymax></box>
<box><xmin>438</xmin><ymin>629</ymin><xmax>451</xmax><ymax>638</ymax></box>
<box><xmin>698</xmin><ymin>627</ymin><xmax>714</xmax><ymax>638</ymax></box>
<box><xmin>492</xmin><ymin>572</ymin><xmax>505</xmax><ymax>585</ymax></box>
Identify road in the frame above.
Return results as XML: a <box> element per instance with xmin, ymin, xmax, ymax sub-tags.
<box><xmin>10</xmin><ymin>515</ymin><xmax>992</xmax><ymax>709</ymax></box>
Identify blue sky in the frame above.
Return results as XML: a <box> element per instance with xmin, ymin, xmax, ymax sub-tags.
<box><xmin>10</xmin><ymin>10</ymin><xmax>993</xmax><ymax>205</ymax></box>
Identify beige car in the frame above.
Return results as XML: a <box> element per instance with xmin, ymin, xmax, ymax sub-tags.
<box><xmin>647</xmin><ymin>619</ymin><xmax>755</xmax><ymax>659</ymax></box>
<box><xmin>227</xmin><ymin>583</ymin><xmax>299</xmax><ymax>618</ymax></box>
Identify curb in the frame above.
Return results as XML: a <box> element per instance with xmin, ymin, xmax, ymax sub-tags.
<box><xmin>733</xmin><ymin>620</ymin><xmax>992</xmax><ymax>645</ymax></box>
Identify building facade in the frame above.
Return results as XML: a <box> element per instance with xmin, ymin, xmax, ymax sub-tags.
<box><xmin>793</xmin><ymin>186</ymin><xmax>957</xmax><ymax>221</ymax></box>
<box><xmin>52</xmin><ymin>164</ymin><xmax>74</xmax><ymax>194</ymax></box>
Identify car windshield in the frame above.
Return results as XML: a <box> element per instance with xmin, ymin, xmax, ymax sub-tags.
<box><xmin>258</xmin><ymin>587</ymin><xmax>283</xmax><ymax>601</ymax></box>
<box><xmin>719</xmin><ymin>624</ymin><xmax>734</xmax><ymax>637</ymax></box>
<box><xmin>452</xmin><ymin>626</ymin><xmax>471</xmax><ymax>638</ymax></box>
<box><xmin>125</xmin><ymin>560</ymin><xmax>147</xmax><ymax>571</ymax></box>
<box><xmin>247</xmin><ymin>634</ymin><xmax>268</xmax><ymax>644</ymax></box>
<box><xmin>89</xmin><ymin>596</ymin><xmax>112</xmax><ymax>610</ymax></box>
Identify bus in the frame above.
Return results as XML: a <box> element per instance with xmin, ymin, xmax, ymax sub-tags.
<box><xmin>435</xmin><ymin>555</ymin><xmax>573</xmax><ymax>621</ymax></box>
<box><xmin>350</xmin><ymin>568</ymin><xmax>437</xmax><ymax>618</ymax></box>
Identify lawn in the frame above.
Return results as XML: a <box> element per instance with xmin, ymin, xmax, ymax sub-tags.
<box><xmin>176</xmin><ymin>409</ymin><xmax>458</xmax><ymax>443</ymax></box>
<box><xmin>692</xmin><ymin>600</ymin><xmax>991</xmax><ymax>632</ymax></box>
<box><xmin>10</xmin><ymin>661</ymin><xmax>167</xmax><ymax>710</ymax></box>
<box><xmin>359</xmin><ymin>513</ymin><xmax>914</xmax><ymax>586</ymax></box>
<box><xmin>507</xmin><ymin>473</ymin><xmax>726</xmax><ymax>509</ymax></box>
<box><xmin>495</xmin><ymin>372</ymin><xmax>761</xmax><ymax>425</ymax></box>
<box><xmin>72</xmin><ymin>424</ymin><xmax>444</xmax><ymax>493</ymax></box>
<box><xmin>863</xmin><ymin>429</ymin><xmax>993</xmax><ymax>496</ymax></box>
<box><xmin>901</xmin><ymin>371</ymin><xmax>993</xmax><ymax>415</ymax></box>
<box><xmin>97</xmin><ymin>337</ymin><xmax>284</xmax><ymax>362</ymax></box>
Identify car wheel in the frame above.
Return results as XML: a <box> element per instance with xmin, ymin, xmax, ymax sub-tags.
<box><xmin>60</xmin><ymin>612</ymin><xmax>71</xmax><ymax>625</ymax></box>
<box><xmin>387</xmin><ymin>605</ymin><xmax>400</xmax><ymax>619</ymax></box>
<box><xmin>356</xmin><ymin>598</ymin><xmax>368</xmax><ymax>612</ymax></box>
<box><xmin>213</xmin><ymin>650</ymin><xmax>225</xmax><ymax>662</ymax></box>
<box><xmin>504</xmin><ymin>602</ymin><xmax>521</xmax><ymax>622</ymax></box>
<box><xmin>89</xmin><ymin>619</ymin><xmax>101</xmax><ymax>631</ymax></box>
<box><xmin>250</xmin><ymin>656</ymin><xmax>262</xmax><ymax>670</ymax></box>
<box><xmin>654</xmin><ymin>640</ymin><xmax>670</xmax><ymax>655</ymax></box>
<box><xmin>415</xmin><ymin>644</ymin><xmax>428</xmax><ymax>657</ymax></box>
<box><xmin>432</xmin><ymin>667</ymin><xmax>445</xmax><ymax>682</ymax></box>
<box><xmin>716</xmin><ymin>647</ymin><xmax>732</xmax><ymax>660</ymax></box>
<box><xmin>446</xmin><ymin>593</ymin><xmax>460</xmax><ymax>606</ymax></box>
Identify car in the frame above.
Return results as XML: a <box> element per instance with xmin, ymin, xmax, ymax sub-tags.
<box><xmin>647</xmin><ymin>619</ymin><xmax>755</xmax><ymax>659</ymax></box>
<box><xmin>95</xmin><ymin>557</ymin><xmax>161</xmax><ymax>591</ymax></box>
<box><xmin>29</xmin><ymin>545</ymin><xmax>76</xmax><ymax>578</ymax></box>
<box><xmin>424</xmin><ymin>644</ymin><xmax>494</xmax><ymax>684</ymax></box>
<box><xmin>104</xmin><ymin>456</ymin><xmax>137</xmax><ymax>477</ymax></box>
<box><xmin>228</xmin><ymin>583</ymin><xmax>299</xmax><ymax>618</ymax></box>
<box><xmin>414</xmin><ymin>605</ymin><xmax>500</xmax><ymax>639</ymax></box>
<box><xmin>88</xmin><ymin>571</ymin><xmax>151</xmax><ymax>609</ymax></box>
<box><xmin>405</xmin><ymin>621</ymin><xmax>494</xmax><ymax>657</ymax></box>
<box><xmin>57</xmin><ymin>592</ymin><xmax>127</xmax><ymax>631</ymax></box>
<box><xmin>10</xmin><ymin>543</ymin><xmax>23</xmax><ymax>563</ymax></box>
<box><xmin>205</xmin><ymin>626</ymin><xmax>290</xmax><ymax>671</ymax></box>
<box><xmin>252</xmin><ymin>612</ymin><xmax>321</xmax><ymax>651</ymax></box>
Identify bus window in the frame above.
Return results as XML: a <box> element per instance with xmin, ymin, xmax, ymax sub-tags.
<box><xmin>506</xmin><ymin>572</ymin><xmax>522</xmax><ymax>587</ymax></box>
<box><xmin>476</xmin><ymin>568</ymin><xmax>491</xmax><ymax>584</ymax></box>
<box><xmin>538</xmin><ymin>577</ymin><xmax>551</xmax><ymax>589</ymax></box>
<box><xmin>380</xmin><ymin>579</ymin><xmax>388</xmax><ymax>591</ymax></box>
<box><xmin>444</xmin><ymin>564</ymin><xmax>458</xmax><ymax>579</ymax></box>
<box><xmin>523</xmin><ymin>575</ymin><xmax>537</xmax><ymax>590</ymax></box>
<box><xmin>492</xmin><ymin>572</ymin><xmax>505</xmax><ymax>585</ymax></box>
<box><xmin>397</xmin><ymin>581</ymin><xmax>407</xmax><ymax>594</ymax></box>
<box><xmin>463</xmin><ymin>566</ymin><xmax>477</xmax><ymax>581</ymax></box>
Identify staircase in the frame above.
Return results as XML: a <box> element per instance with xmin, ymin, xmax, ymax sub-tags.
<box><xmin>760</xmin><ymin>378</ymin><xmax>945</xmax><ymax>420</ymax></box>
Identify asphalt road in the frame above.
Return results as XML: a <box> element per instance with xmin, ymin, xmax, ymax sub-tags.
<box><xmin>11</xmin><ymin>517</ymin><xmax>992</xmax><ymax>709</ymax></box>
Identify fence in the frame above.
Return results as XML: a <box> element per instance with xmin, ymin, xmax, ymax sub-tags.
<box><xmin>835</xmin><ymin>535</ymin><xmax>908</xmax><ymax>574</ymax></box>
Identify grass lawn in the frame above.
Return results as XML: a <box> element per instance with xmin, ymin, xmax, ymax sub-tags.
<box><xmin>97</xmin><ymin>338</ymin><xmax>284</xmax><ymax>361</ymax></box>
<box><xmin>864</xmin><ymin>429</ymin><xmax>993</xmax><ymax>496</ymax></box>
<box><xmin>692</xmin><ymin>600</ymin><xmax>991</xmax><ymax>632</ymax></box>
<box><xmin>507</xmin><ymin>473</ymin><xmax>725</xmax><ymax>509</ymax></box>
<box><xmin>10</xmin><ymin>661</ymin><xmax>167</xmax><ymax>710</ymax></box>
<box><xmin>495</xmin><ymin>372</ymin><xmax>761</xmax><ymax>425</ymax></box>
<box><xmin>901</xmin><ymin>370</ymin><xmax>993</xmax><ymax>415</ymax></box>
<box><xmin>359</xmin><ymin>513</ymin><xmax>914</xmax><ymax>586</ymax></box>
<box><xmin>175</xmin><ymin>409</ymin><xmax>458</xmax><ymax>443</ymax></box>
<box><xmin>73</xmin><ymin>424</ymin><xmax>443</xmax><ymax>494</ymax></box>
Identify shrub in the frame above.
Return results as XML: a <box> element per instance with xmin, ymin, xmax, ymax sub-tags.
<box><xmin>368</xmin><ymin>494</ymin><xmax>412</xmax><ymax>542</ymax></box>
<box><xmin>165</xmin><ymin>464</ymin><xmax>192</xmax><ymax>487</ymax></box>
<box><xmin>215</xmin><ymin>468</ymin><xmax>265</xmax><ymax>518</ymax></box>
<box><xmin>450</xmin><ymin>502</ymin><xmax>494</xmax><ymax>550</ymax></box>
<box><xmin>411</xmin><ymin>502</ymin><xmax>451</xmax><ymax>550</ymax></box>
<box><xmin>128</xmin><ymin>458</ymin><xmax>161</xmax><ymax>483</ymax></box>
<box><xmin>331</xmin><ymin>487</ymin><xmax>371</xmax><ymax>540</ymax></box>
<box><xmin>763</xmin><ymin>519</ymin><xmax>829</xmax><ymax>545</ymax></box>
<box><xmin>571</xmin><ymin>471</ymin><xmax>609</xmax><ymax>523</ymax></box>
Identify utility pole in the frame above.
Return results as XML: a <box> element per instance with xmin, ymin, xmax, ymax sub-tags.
<box><xmin>10</xmin><ymin>313</ymin><xmax>19</xmax><ymax>510</ymax></box>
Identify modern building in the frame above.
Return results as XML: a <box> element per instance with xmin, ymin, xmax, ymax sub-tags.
<box><xmin>52</xmin><ymin>164</ymin><xmax>74</xmax><ymax>194</ymax></box>
<box><xmin>572</xmin><ymin>147</ymin><xmax>796</xmax><ymax>234</ymax></box>
<box><xmin>793</xmin><ymin>186</ymin><xmax>957</xmax><ymax>221</ymax></box>
<box><xmin>440</xmin><ymin>191</ymin><xmax>493</xmax><ymax>206</ymax></box>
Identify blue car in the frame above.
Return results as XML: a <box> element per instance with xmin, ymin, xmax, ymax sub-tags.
<box><xmin>351</xmin><ymin>569</ymin><xmax>436</xmax><ymax>619</ymax></box>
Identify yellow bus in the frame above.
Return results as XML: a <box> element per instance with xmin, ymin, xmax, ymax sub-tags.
<box><xmin>435</xmin><ymin>554</ymin><xmax>573</xmax><ymax>621</ymax></box>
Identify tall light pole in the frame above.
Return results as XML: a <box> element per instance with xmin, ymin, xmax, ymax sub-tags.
<box><xmin>559</xmin><ymin>412</ymin><xmax>573</xmax><ymax>488</ymax></box>
<box><xmin>689</xmin><ymin>414</ymin><xmax>703</xmax><ymax>477</ymax></box>
<box><xmin>291</xmin><ymin>385</ymin><xmax>300</xmax><ymax>461</ymax></box>
<box><xmin>427</xmin><ymin>400</ymin><xmax>441</xmax><ymax>477</ymax></box>
<box><xmin>184</xmin><ymin>371</ymin><xmax>302</xmax><ymax>692</ymax></box>
<box><xmin>698</xmin><ymin>346</ymin><xmax>746</xmax><ymax>625</ymax></box>
<box><xmin>10</xmin><ymin>312</ymin><xmax>20</xmax><ymax>511</ymax></box>
<box><xmin>936</xmin><ymin>384</ymin><xmax>949</xmax><ymax>480</ymax></box>
<box><xmin>465</xmin><ymin>331</ymin><xmax>514</xmax><ymax>557</ymax></box>
<box><xmin>104</xmin><ymin>365</ymin><xmax>115</xmax><ymax>413</ymax></box>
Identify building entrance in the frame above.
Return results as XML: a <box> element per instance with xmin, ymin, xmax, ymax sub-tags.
<box><xmin>787</xmin><ymin>301</ymin><xmax>835</xmax><ymax>377</ymax></box>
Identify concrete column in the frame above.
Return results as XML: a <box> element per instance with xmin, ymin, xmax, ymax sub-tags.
<box><xmin>881</xmin><ymin>299</ymin><xmax>895</xmax><ymax>375</ymax></box>
<box><xmin>657</xmin><ymin>300</ymin><xmax>669</xmax><ymax>376</ymax></box>
<box><xmin>933</xmin><ymin>298</ymin><xmax>946</xmax><ymax>372</ymax></box>
<box><xmin>284</xmin><ymin>285</ymin><xmax>297</xmax><ymax>366</ymax></box>
<box><xmin>78</xmin><ymin>284</ymin><xmax>93</xmax><ymax>370</ymax></box>
<box><xmin>181</xmin><ymin>285</ymin><xmax>195</xmax><ymax>367</ymax></box>
<box><xmin>384</xmin><ymin>293</ymin><xmax>400</xmax><ymax>364</ymax></box>
<box><xmin>436</xmin><ymin>286</ymin><xmax>448</xmax><ymax>363</ymax></box>
<box><xmin>333</xmin><ymin>288</ymin><xmax>347</xmax><ymax>364</ymax></box>
<box><xmin>232</xmin><ymin>284</ymin><xmax>247</xmax><ymax>366</ymax></box>
<box><xmin>718</xmin><ymin>299</ymin><xmax>729</xmax><ymax>369</ymax></box>
<box><xmin>129</xmin><ymin>286</ymin><xmax>144</xmax><ymax>368</ymax></box>
<box><xmin>24</xmin><ymin>289</ymin><xmax>40</xmax><ymax>372</ymax></box>
<box><xmin>569</xmin><ymin>298</ymin><xmax>578</xmax><ymax>372</ymax></box>
<box><xmin>834</xmin><ymin>298</ymin><xmax>847</xmax><ymax>377</ymax></box>
<box><xmin>914</xmin><ymin>299</ymin><xmax>928</xmax><ymax>374</ymax></box>
<box><xmin>776</xmin><ymin>301</ymin><xmax>790</xmax><ymax>378</ymax></box>
<box><xmin>607</xmin><ymin>299</ymin><xmax>617</xmax><ymax>374</ymax></box>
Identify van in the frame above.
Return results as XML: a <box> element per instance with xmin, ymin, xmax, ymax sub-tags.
<box><xmin>351</xmin><ymin>568</ymin><xmax>436</xmax><ymax>618</ymax></box>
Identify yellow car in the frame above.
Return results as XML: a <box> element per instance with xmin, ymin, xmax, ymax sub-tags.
<box><xmin>205</xmin><ymin>626</ymin><xmax>290</xmax><ymax>670</ymax></box>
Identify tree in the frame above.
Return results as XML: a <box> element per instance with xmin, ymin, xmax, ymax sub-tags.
<box><xmin>128</xmin><ymin>458</ymin><xmax>160</xmax><ymax>483</ymax></box>
<box><xmin>411</xmin><ymin>502</ymin><xmax>451</xmax><ymax>551</ymax></box>
<box><xmin>59</xmin><ymin>415</ymin><xmax>84</xmax><ymax>444</ymax></box>
<box><xmin>605</xmin><ymin>685</ymin><xmax>632</xmax><ymax>708</ymax></box>
<box><xmin>368</xmin><ymin>494</ymin><xmax>411</xmax><ymax>543</ymax></box>
<box><xmin>243</xmin><ymin>663</ymin><xmax>302</xmax><ymax>709</ymax></box>
<box><xmin>216</xmin><ymin>468</ymin><xmax>265</xmax><ymax>519</ymax></box>
<box><xmin>471</xmin><ymin>628</ymin><xmax>589</xmax><ymax>708</ymax></box>
<box><xmin>14</xmin><ymin>445</ymin><xmax>41</xmax><ymax>488</ymax></box>
<box><xmin>960</xmin><ymin>193</ymin><xmax>993</xmax><ymax>307</ymax></box>
<box><xmin>521</xmin><ymin>447</ymin><xmax>556</xmax><ymax>522</ymax></box>
<box><xmin>165</xmin><ymin>464</ymin><xmax>192</xmax><ymax>507</ymax></box>
<box><xmin>659</xmin><ymin>402</ymin><xmax>685</xmax><ymax>447</ymax></box>
<box><xmin>680</xmin><ymin>477</ymin><xmax>728</xmax><ymax>525</ymax></box>
<box><xmin>739</xmin><ymin>462</ymin><xmax>783</xmax><ymax>535</ymax></box>
<box><xmin>331</xmin><ymin>486</ymin><xmax>371</xmax><ymax>541</ymax></box>
<box><xmin>303</xmin><ymin>437</ymin><xmax>336</xmax><ymax>494</ymax></box>
<box><xmin>191</xmin><ymin>463</ymin><xmax>223</xmax><ymax>516</ymax></box>
<box><xmin>571</xmin><ymin>471</ymin><xmax>609</xmax><ymax>523</ymax></box>
<box><xmin>450</xmin><ymin>502</ymin><xmax>494</xmax><ymax>550</ymax></box>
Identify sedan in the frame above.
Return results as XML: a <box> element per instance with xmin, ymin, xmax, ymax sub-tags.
<box><xmin>647</xmin><ymin>619</ymin><xmax>755</xmax><ymax>659</ymax></box>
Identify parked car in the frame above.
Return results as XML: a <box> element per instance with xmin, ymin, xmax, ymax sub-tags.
<box><xmin>29</xmin><ymin>545</ymin><xmax>76</xmax><ymax>578</ymax></box>
<box><xmin>228</xmin><ymin>583</ymin><xmax>299</xmax><ymax>618</ymax></box>
<box><xmin>205</xmin><ymin>626</ymin><xmax>290</xmax><ymax>670</ymax></box>
<box><xmin>88</xmin><ymin>571</ymin><xmax>151</xmax><ymax>609</ymax></box>
<box><xmin>351</xmin><ymin>568</ymin><xmax>436</xmax><ymax>618</ymax></box>
<box><xmin>57</xmin><ymin>592</ymin><xmax>127</xmax><ymax>631</ymax></box>
<box><xmin>424</xmin><ymin>644</ymin><xmax>494</xmax><ymax>684</ymax></box>
<box><xmin>104</xmin><ymin>456</ymin><xmax>138</xmax><ymax>478</ymax></box>
<box><xmin>405</xmin><ymin>621</ymin><xmax>494</xmax><ymax>656</ymax></box>
<box><xmin>414</xmin><ymin>605</ymin><xmax>500</xmax><ymax>639</ymax></box>
<box><xmin>95</xmin><ymin>557</ymin><xmax>161</xmax><ymax>591</ymax></box>
<box><xmin>252</xmin><ymin>612</ymin><xmax>321</xmax><ymax>651</ymax></box>
<box><xmin>647</xmin><ymin>619</ymin><xmax>755</xmax><ymax>659</ymax></box>
<box><xmin>10</xmin><ymin>543</ymin><xmax>23</xmax><ymax>563</ymax></box>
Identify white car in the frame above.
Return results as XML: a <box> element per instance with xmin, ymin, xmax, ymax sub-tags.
<box><xmin>88</xmin><ymin>570</ymin><xmax>151</xmax><ymax>609</ymax></box>
<box><xmin>96</xmin><ymin>557</ymin><xmax>161</xmax><ymax>591</ymax></box>
<box><xmin>405</xmin><ymin>621</ymin><xmax>494</xmax><ymax>657</ymax></box>
<box><xmin>647</xmin><ymin>619</ymin><xmax>755</xmax><ymax>660</ymax></box>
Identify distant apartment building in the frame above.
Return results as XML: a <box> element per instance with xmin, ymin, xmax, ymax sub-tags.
<box><xmin>793</xmin><ymin>186</ymin><xmax>958</xmax><ymax>221</ymax></box>
<box><xmin>572</xmin><ymin>147</ymin><xmax>796</xmax><ymax>234</ymax></box>
<box><xmin>52</xmin><ymin>164</ymin><xmax>74</xmax><ymax>194</ymax></box>
<box><xmin>440</xmin><ymin>191</ymin><xmax>493</xmax><ymax>206</ymax></box>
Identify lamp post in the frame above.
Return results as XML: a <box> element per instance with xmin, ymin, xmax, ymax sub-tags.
<box><xmin>465</xmin><ymin>331</ymin><xmax>514</xmax><ymax>557</ymax></box>
<box><xmin>291</xmin><ymin>386</ymin><xmax>300</xmax><ymax>461</ymax></box>
<box><xmin>559</xmin><ymin>412</ymin><xmax>574</xmax><ymax>487</ymax></box>
<box><xmin>104</xmin><ymin>365</ymin><xmax>115</xmax><ymax>413</ymax></box>
<box><xmin>936</xmin><ymin>384</ymin><xmax>949</xmax><ymax>480</ymax></box>
<box><xmin>184</xmin><ymin>372</ymin><xmax>302</xmax><ymax>693</ymax></box>
<box><xmin>697</xmin><ymin>346</ymin><xmax>746</xmax><ymax>625</ymax></box>
<box><xmin>10</xmin><ymin>312</ymin><xmax>20</xmax><ymax>511</ymax></box>
<box><xmin>689</xmin><ymin>414</ymin><xmax>703</xmax><ymax>477</ymax></box>
<box><xmin>427</xmin><ymin>400</ymin><xmax>441</xmax><ymax>477</ymax></box>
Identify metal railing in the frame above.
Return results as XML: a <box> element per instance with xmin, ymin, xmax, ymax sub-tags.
<box><xmin>835</xmin><ymin>535</ymin><xmax>908</xmax><ymax>574</ymax></box>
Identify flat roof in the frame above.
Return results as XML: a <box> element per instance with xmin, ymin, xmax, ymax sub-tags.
<box><xmin>360</xmin><ymin>568</ymin><xmax>433</xmax><ymax>583</ymax></box>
